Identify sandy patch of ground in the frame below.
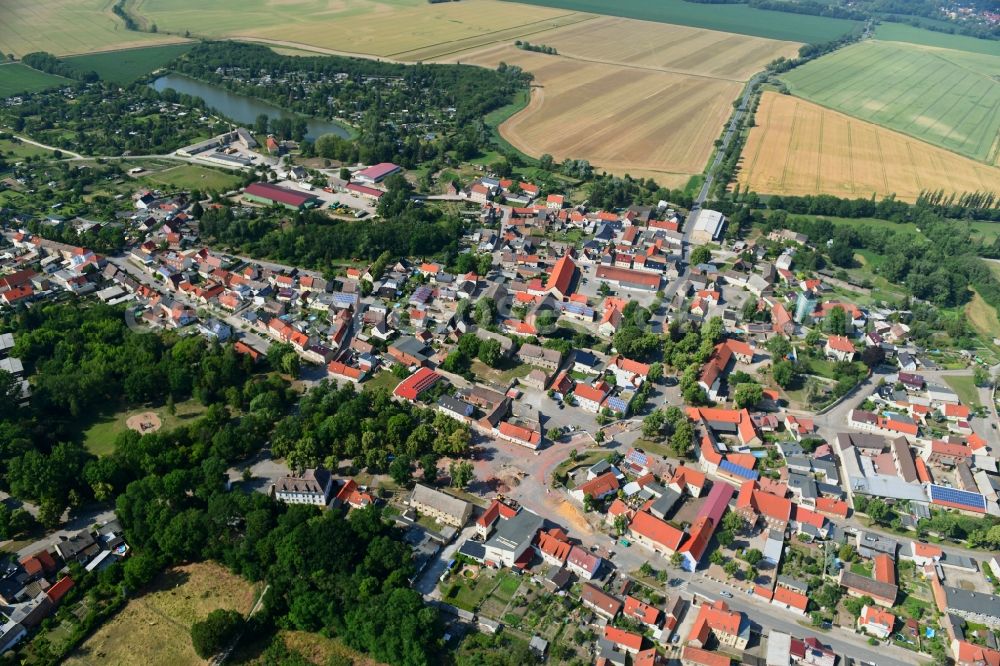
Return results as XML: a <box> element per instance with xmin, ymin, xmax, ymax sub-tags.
<box><xmin>126</xmin><ymin>411</ymin><xmax>162</xmax><ymax>434</ymax></box>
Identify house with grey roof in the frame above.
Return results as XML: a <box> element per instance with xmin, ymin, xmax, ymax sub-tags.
<box><xmin>939</xmin><ymin>585</ymin><xmax>1000</xmax><ymax>628</ymax></box>
<box><xmin>409</xmin><ymin>484</ymin><xmax>472</xmax><ymax>528</ymax></box>
<box><xmin>484</xmin><ymin>508</ymin><xmax>542</xmax><ymax>568</ymax></box>
<box><xmin>274</xmin><ymin>468</ymin><xmax>333</xmax><ymax>506</ymax></box>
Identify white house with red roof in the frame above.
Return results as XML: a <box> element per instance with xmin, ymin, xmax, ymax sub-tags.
<box><xmin>623</xmin><ymin>595</ymin><xmax>661</xmax><ymax>630</ymax></box>
<box><xmin>824</xmin><ymin>335</ymin><xmax>856</xmax><ymax>361</ymax></box>
<box><xmin>566</xmin><ymin>545</ymin><xmax>602</xmax><ymax>579</ymax></box>
<box><xmin>609</xmin><ymin>355</ymin><xmax>651</xmax><ymax>387</ymax></box>
<box><xmin>858</xmin><ymin>604</ymin><xmax>895</xmax><ymax>639</ymax></box>
<box><xmin>573</xmin><ymin>382</ymin><xmax>609</xmax><ymax>413</ymax></box>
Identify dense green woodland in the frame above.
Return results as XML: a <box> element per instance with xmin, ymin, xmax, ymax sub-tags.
<box><xmin>0</xmin><ymin>303</ymin><xmax>448</xmax><ymax>665</ymax></box>
<box><xmin>1</xmin><ymin>81</ymin><xmax>224</xmax><ymax>156</ymax></box>
<box><xmin>172</xmin><ymin>42</ymin><xmax>532</xmax><ymax>167</ymax></box>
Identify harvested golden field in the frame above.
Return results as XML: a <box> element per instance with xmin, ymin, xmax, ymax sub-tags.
<box><xmin>0</xmin><ymin>0</ymin><xmax>188</xmax><ymax>58</ymax></box>
<box><xmin>65</xmin><ymin>562</ymin><xmax>259</xmax><ymax>666</ymax></box>
<box><xmin>737</xmin><ymin>92</ymin><xmax>1000</xmax><ymax>201</ymax></box>
<box><xmin>440</xmin><ymin>44</ymin><xmax>740</xmax><ymax>181</ymax></box>
<box><xmin>509</xmin><ymin>16</ymin><xmax>801</xmax><ymax>81</ymax></box>
<box><xmin>133</xmin><ymin>0</ymin><xmax>588</xmax><ymax>59</ymax></box>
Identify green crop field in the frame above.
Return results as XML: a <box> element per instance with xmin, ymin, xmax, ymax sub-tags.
<box><xmin>499</xmin><ymin>0</ymin><xmax>858</xmax><ymax>43</ymax></box>
<box><xmin>0</xmin><ymin>63</ymin><xmax>70</xmax><ymax>97</ymax></box>
<box><xmin>64</xmin><ymin>43</ymin><xmax>194</xmax><ymax>83</ymax></box>
<box><xmin>874</xmin><ymin>23</ymin><xmax>1000</xmax><ymax>56</ymax></box>
<box><xmin>780</xmin><ymin>40</ymin><xmax>1000</xmax><ymax>164</ymax></box>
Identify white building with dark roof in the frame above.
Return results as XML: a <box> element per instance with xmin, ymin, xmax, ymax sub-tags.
<box><xmin>274</xmin><ymin>468</ymin><xmax>334</xmax><ymax>505</ymax></box>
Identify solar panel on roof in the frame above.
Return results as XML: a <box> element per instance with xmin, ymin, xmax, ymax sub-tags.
<box><xmin>626</xmin><ymin>449</ymin><xmax>648</xmax><ymax>465</ymax></box>
<box><xmin>606</xmin><ymin>397</ymin><xmax>628</xmax><ymax>412</ymax></box>
<box><xmin>720</xmin><ymin>459</ymin><xmax>759</xmax><ymax>480</ymax></box>
<box><xmin>928</xmin><ymin>484</ymin><xmax>986</xmax><ymax>510</ymax></box>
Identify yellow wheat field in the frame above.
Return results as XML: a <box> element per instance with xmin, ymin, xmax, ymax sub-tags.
<box><xmin>738</xmin><ymin>92</ymin><xmax>1000</xmax><ymax>201</ymax></box>
<box><xmin>506</xmin><ymin>16</ymin><xmax>801</xmax><ymax>81</ymax></box>
<box><xmin>439</xmin><ymin>44</ymin><xmax>740</xmax><ymax>182</ymax></box>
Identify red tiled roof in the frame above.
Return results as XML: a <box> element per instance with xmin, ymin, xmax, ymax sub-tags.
<box><xmin>633</xmin><ymin>648</ymin><xmax>659</xmax><ymax>666</ymax></box>
<box><xmin>393</xmin><ymin>367</ymin><xmax>441</xmax><ymax>401</ymax></box>
<box><xmin>931</xmin><ymin>440</ymin><xmax>972</xmax><ymax>458</ymax></box>
<box><xmin>623</xmin><ymin>595</ymin><xmax>660</xmax><ymax>626</ymax></box>
<box><xmin>629</xmin><ymin>511</ymin><xmax>685</xmax><ymax>551</ymax></box>
<box><xmin>772</xmin><ymin>585</ymin><xmax>808</xmax><ymax>611</ymax></box>
<box><xmin>580</xmin><ymin>583</ymin><xmax>622</xmax><ymax>617</ymax></box>
<box><xmin>327</xmin><ymin>360</ymin><xmax>364</xmax><ymax>380</ymax></box>
<box><xmin>612</xmin><ymin>355</ymin><xmax>651</xmax><ymax>378</ymax></box>
<box><xmin>915</xmin><ymin>456</ymin><xmax>933</xmax><ymax>483</ymax></box>
<box><xmin>604</xmin><ymin>625</ymin><xmax>643</xmax><ymax>651</ymax></box>
<box><xmin>546</xmin><ymin>254</ymin><xmax>577</xmax><ymax>296</ymax></box>
<box><xmin>574</xmin><ymin>383</ymin><xmax>608</xmax><ymax>403</ymax></box>
<box><xmin>826</xmin><ymin>335</ymin><xmax>855</xmax><ymax>353</ymax></box>
<box><xmin>477</xmin><ymin>499</ymin><xmax>518</xmax><ymax>528</ymax></box>
<box><xmin>567</xmin><ymin>545</ymin><xmax>600</xmax><ymax>573</ymax></box>
<box><xmin>955</xmin><ymin>640</ymin><xmax>1000</xmax><ymax>666</ymax></box>
<box><xmin>670</xmin><ymin>466</ymin><xmax>705</xmax><ymax>492</ymax></box>
<box><xmin>736</xmin><ymin>481</ymin><xmax>792</xmax><ymax>524</ymax></box>
<box><xmin>576</xmin><ymin>471</ymin><xmax>619</xmax><ymax>498</ymax></box>
<box><xmin>699</xmin><ymin>436</ymin><xmax>723</xmax><ymax>465</ymax></box>
<box><xmin>594</xmin><ymin>264</ymin><xmax>661</xmax><ymax>289</ymax></box>
<box><xmin>815</xmin><ymin>496</ymin><xmax>849</xmax><ymax>518</ymax></box>
<box><xmin>913</xmin><ymin>542</ymin><xmax>942</xmax><ymax>559</ymax></box>
<box><xmin>772</xmin><ymin>302</ymin><xmax>792</xmax><ymax>333</ymax></box>
<box><xmin>860</xmin><ymin>604</ymin><xmax>895</xmax><ymax>631</ymax></box>
<box><xmin>535</xmin><ymin>530</ymin><xmax>571</xmax><ymax>562</ymax></box>
<box><xmin>873</xmin><ymin>553</ymin><xmax>895</xmax><ymax>584</ymax></box>
<box><xmin>682</xmin><ymin>647</ymin><xmax>731</xmax><ymax>666</ymax></box>
<box><xmin>688</xmin><ymin>599</ymin><xmax>743</xmax><ymax>643</ymax></box>
<box><xmin>46</xmin><ymin>576</ymin><xmax>74</xmax><ymax>604</ymax></box>
<box><xmin>498</xmin><ymin>421</ymin><xmax>541</xmax><ymax>448</ymax></box>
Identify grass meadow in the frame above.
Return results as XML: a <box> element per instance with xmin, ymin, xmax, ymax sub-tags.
<box><xmin>64</xmin><ymin>562</ymin><xmax>259</xmax><ymax>666</ymax></box>
<box><xmin>780</xmin><ymin>40</ymin><xmax>1000</xmax><ymax>164</ymax></box>
<box><xmin>139</xmin><ymin>163</ymin><xmax>244</xmax><ymax>192</ymax></box>
<box><xmin>81</xmin><ymin>398</ymin><xmax>207</xmax><ymax>456</ymax></box>
<box><xmin>64</xmin><ymin>43</ymin><xmax>195</xmax><ymax>83</ymax></box>
<box><xmin>0</xmin><ymin>63</ymin><xmax>70</xmax><ymax>97</ymax></box>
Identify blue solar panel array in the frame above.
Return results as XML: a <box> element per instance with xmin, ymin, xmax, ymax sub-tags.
<box><xmin>606</xmin><ymin>397</ymin><xmax>628</xmax><ymax>414</ymax></box>
<box><xmin>720</xmin><ymin>459</ymin><xmax>759</xmax><ymax>481</ymax></box>
<box><xmin>626</xmin><ymin>449</ymin><xmax>648</xmax><ymax>466</ymax></box>
<box><xmin>928</xmin><ymin>484</ymin><xmax>986</xmax><ymax>511</ymax></box>
<box><xmin>560</xmin><ymin>302</ymin><xmax>595</xmax><ymax>318</ymax></box>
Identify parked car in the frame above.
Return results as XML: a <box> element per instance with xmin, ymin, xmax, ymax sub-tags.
<box><xmin>720</xmin><ymin>591</ymin><xmax>733</xmax><ymax>598</ymax></box>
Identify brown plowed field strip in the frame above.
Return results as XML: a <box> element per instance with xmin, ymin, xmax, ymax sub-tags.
<box><xmin>737</xmin><ymin>92</ymin><xmax>1000</xmax><ymax>201</ymax></box>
